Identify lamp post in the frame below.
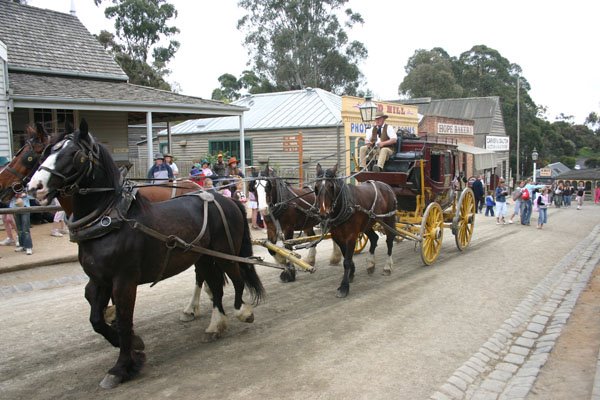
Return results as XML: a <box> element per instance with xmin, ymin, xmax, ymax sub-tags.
<box><xmin>531</xmin><ymin>147</ymin><xmax>538</xmax><ymax>183</ymax></box>
<box><xmin>358</xmin><ymin>92</ymin><xmax>377</xmax><ymax>125</ymax></box>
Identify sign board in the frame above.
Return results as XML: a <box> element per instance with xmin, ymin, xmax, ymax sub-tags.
<box><xmin>437</xmin><ymin>123</ymin><xmax>473</xmax><ymax>135</ymax></box>
<box><xmin>485</xmin><ymin>136</ymin><xmax>510</xmax><ymax>151</ymax></box>
<box><xmin>283</xmin><ymin>135</ymin><xmax>299</xmax><ymax>152</ymax></box>
<box><xmin>539</xmin><ymin>167</ymin><xmax>552</xmax><ymax>177</ymax></box>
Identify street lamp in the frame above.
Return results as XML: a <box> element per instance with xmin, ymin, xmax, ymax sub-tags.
<box><xmin>531</xmin><ymin>147</ymin><xmax>538</xmax><ymax>183</ymax></box>
<box><xmin>358</xmin><ymin>92</ymin><xmax>377</xmax><ymax>124</ymax></box>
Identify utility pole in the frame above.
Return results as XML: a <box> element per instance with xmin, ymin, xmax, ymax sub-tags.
<box><xmin>516</xmin><ymin>76</ymin><xmax>520</xmax><ymax>183</ymax></box>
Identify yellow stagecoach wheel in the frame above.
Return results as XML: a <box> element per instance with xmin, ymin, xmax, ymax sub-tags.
<box><xmin>453</xmin><ymin>188</ymin><xmax>476</xmax><ymax>251</ymax></box>
<box><xmin>354</xmin><ymin>232</ymin><xmax>368</xmax><ymax>254</ymax></box>
<box><xmin>419</xmin><ymin>202</ymin><xmax>444</xmax><ymax>265</ymax></box>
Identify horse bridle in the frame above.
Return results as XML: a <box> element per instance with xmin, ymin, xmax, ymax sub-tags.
<box><xmin>0</xmin><ymin>137</ymin><xmax>49</xmax><ymax>200</ymax></box>
<box><xmin>39</xmin><ymin>134</ymin><xmax>105</xmax><ymax>196</ymax></box>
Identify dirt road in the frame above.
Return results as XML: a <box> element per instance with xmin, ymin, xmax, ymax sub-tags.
<box><xmin>1</xmin><ymin>205</ymin><xmax>599</xmax><ymax>399</ymax></box>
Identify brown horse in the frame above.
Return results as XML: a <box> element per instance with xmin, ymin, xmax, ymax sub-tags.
<box><xmin>0</xmin><ymin>123</ymin><xmax>50</xmax><ymax>204</ymax></box>
<box><xmin>250</xmin><ymin>166</ymin><xmax>341</xmax><ymax>282</ymax></box>
<box><xmin>0</xmin><ymin>124</ymin><xmax>255</xmax><ymax>324</ymax></box>
<box><xmin>314</xmin><ymin>164</ymin><xmax>397</xmax><ymax>298</ymax></box>
<box><xmin>28</xmin><ymin>121</ymin><xmax>264</xmax><ymax>388</ymax></box>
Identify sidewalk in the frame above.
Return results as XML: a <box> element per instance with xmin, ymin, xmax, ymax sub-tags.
<box><xmin>0</xmin><ymin>222</ymin><xmax>78</xmax><ymax>273</ymax></box>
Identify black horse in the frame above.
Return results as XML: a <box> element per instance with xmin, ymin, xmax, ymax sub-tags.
<box><xmin>249</xmin><ymin>166</ymin><xmax>342</xmax><ymax>282</ymax></box>
<box><xmin>27</xmin><ymin>120</ymin><xmax>264</xmax><ymax>389</ymax></box>
<box><xmin>314</xmin><ymin>164</ymin><xmax>397</xmax><ymax>298</ymax></box>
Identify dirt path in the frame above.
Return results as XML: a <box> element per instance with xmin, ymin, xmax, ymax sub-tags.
<box><xmin>0</xmin><ymin>205</ymin><xmax>599</xmax><ymax>399</ymax></box>
<box><xmin>528</xmin><ymin>266</ymin><xmax>600</xmax><ymax>399</ymax></box>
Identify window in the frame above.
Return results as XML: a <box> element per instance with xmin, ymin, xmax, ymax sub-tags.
<box><xmin>33</xmin><ymin>109</ymin><xmax>52</xmax><ymax>131</ymax></box>
<box><xmin>33</xmin><ymin>109</ymin><xmax>74</xmax><ymax>133</ymax></box>
<box><xmin>209</xmin><ymin>139</ymin><xmax>252</xmax><ymax>165</ymax></box>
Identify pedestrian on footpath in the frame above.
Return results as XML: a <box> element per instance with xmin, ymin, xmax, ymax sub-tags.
<box><xmin>521</xmin><ymin>179</ymin><xmax>546</xmax><ymax>226</ymax></box>
<box><xmin>495</xmin><ymin>178</ymin><xmax>509</xmax><ymax>224</ymax></box>
<box><xmin>50</xmin><ymin>198</ymin><xmax>68</xmax><ymax>237</ymax></box>
<box><xmin>536</xmin><ymin>187</ymin><xmax>549</xmax><ymax>229</ymax></box>
<box><xmin>472</xmin><ymin>175</ymin><xmax>485</xmax><ymax>213</ymax></box>
<box><xmin>576</xmin><ymin>181</ymin><xmax>585</xmax><ymax>210</ymax></box>
<box><xmin>10</xmin><ymin>192</ymin><xmax>33</xmax><ymax>255</ymax></box>
<box><xmin>484</xmin><ymin>190</ymin><xmax>495</xmax><ymax>217</ymax></box>
<box><xmin>508</xmin><ymin>181</ymin><xmax>524</xmax><ymax>224</ymax></box>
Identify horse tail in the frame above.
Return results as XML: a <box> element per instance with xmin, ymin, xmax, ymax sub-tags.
<box><xmin>235</xmin><ymin>200</ymin><xmax>265</xmax><ymax>305</ymax></box>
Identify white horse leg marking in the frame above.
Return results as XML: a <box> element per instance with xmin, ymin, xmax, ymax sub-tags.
<box><xmin>235</xmin><ymin>303</ymin><xmax>255</xmax><ymax>323</ymax></box>
<box><xmin>205</xmin><ymin>307</ymin><xmax>228</xmax><ymax>335</ymax></box>
<box><xmin>180</xmin><ymin>283</ymin><xmax>202</xmax><ymax>322</ymax></box>
<box><xmin>306</xmin><ymin>246</ymin><xmax>317</xmax><ymax>266</ymax></box>
<box><xmin>329</xmin><ymin>242</ymin><xmax>342</xmax><ymax>265</ymax></box>
<box><xmin>27</xmin><ymin>152</ymin><xmax>58</xmax><ymax>194</ymax></box>
<box><xmin>383</xmin><ymin>255</ymin><xmax>393</xmax><ymax>275</ymax></box>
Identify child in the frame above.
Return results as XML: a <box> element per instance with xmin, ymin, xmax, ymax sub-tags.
<box><xmin>485</xmin><ymin>190</ymin><xmax>496</xmax><ymax>217</ymax></box>
<box><xmin>220</xmin><ymin>180</ymin><xmax>232</xmax><ymax>198</ymax></box>
<box><xmin>50</xmin><ymin>198</ymin><xmax>68</xmax><ymax>237</ymax></box>
<box><xmin>536</xmin><ymin>187</ymin><xmax>549</xmax><ymax>229</ymax></box>
<box><xmin>232</xmin><ymin>179</ymin><xmax>247</xmax><ymax>203</ymax></box>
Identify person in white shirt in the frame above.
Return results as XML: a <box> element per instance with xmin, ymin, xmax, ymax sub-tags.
<box><xmin>358</xmin><ymin>111</ymin><xmax>396</xmax><ymax>172</ymax></box>
<box><xmin>163</xmin><ymin>153</ymin><xmax>179</xmax><ymax>177</ymax></box>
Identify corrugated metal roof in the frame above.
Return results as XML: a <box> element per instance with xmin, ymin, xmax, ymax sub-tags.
<box><xmin>162</xmin><ymin>88</ymin><xmax>342</xmax><ymax>135</ymax></box>
<box><xmin>416</xmin><ymin>97</ymin><xmax>504</xmax><ymax>135</ymax></box>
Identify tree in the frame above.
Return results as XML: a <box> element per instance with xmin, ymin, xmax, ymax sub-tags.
<box><xmin>399</xmin><ymin>48</ymin><xmax>463</xmax><ymax>98</ymax></box>
<box><xmin>236</xmin><ymin>0</ymin><xmax>367</xmax><ymax>95</ymax></box>
<box><xmin>94</xmin><ymin>0</ymin><xmax>180</xmax><ymax>90</ymax></box>
<box><xmin>211</xmin><ymin>71</ymin><xmax>278</xmax><ymax>102</ymax></box>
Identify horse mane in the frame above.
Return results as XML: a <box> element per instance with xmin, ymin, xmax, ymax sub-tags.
<box><xmin>76</xmin><ymin>129</ymin><xmax>121</xmax><ymax>189</ymax></box>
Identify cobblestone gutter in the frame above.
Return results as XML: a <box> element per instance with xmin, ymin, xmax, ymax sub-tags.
<box><xmin>432</xmin><ymin>224</ymin><xmax>600</xmax><ymax>400</ymax></box>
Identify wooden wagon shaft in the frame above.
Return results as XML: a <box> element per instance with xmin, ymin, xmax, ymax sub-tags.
<box><xmin>0</xmin><ymin>205</ymin><xmax>63</xmax><ymax>215</ymax></box>
<box><xmin>282</xmin><ymin>233</ymin><xmax>331</xmax><ymax>246</ymax></box>
<box><xmin>252</xmin><ymin>239</ymin><xmax>315</xmax><ymax>273</ymax></box>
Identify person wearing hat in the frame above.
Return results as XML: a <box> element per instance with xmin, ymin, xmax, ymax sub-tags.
<box><xmin>163</xmin><ymin>153</ymin><xmax>179</xmax><ymax>177</ymax></box>
<box><xmin>226</xmin><ymin>156</ymin><xmax>244</xmax><ymax>178</ymax></box>
<box><xmin>359</xmin><ymin>110</ymin><xmax>397</xmax><ymax>172</ymax></box>
<box><xmin>147</xmin><ymin>152</ymin><xmax>173</xmax><ymax>184</ymax></box>
<box><xmin>200</xmin><ymin>159</ymin><xmax>213</xmax><ymax>177</ymax></box>
<box><xmin>212</xmin><ymin>152</ymin><xmax>227</xmax><ymax>178</ymax></box>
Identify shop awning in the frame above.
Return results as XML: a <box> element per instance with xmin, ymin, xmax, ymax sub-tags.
<box><xmin>457</xmin><ymin>143</ymin><xmax>497</xmax><ymax>170</ymax></box>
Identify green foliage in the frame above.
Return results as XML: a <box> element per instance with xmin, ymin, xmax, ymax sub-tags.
<box><xmin>211</xmin><ymin>71</ymin><xmax>278</xmax><ymax>102</ymax></box>
<box><xmin>236</xmin><ymin>0</ymin><xmax>366</xmax><ymax>95</ymax></box>
<box><xmin>399</xmin><ymin>48</ymin><xmax>463</xmax><ymax>98</ymax></box>
<box><xmin>397</xmin><ymin>44</ymin><xmax>600</xmax><ymax>177</ymax></box>
<box><xmin>559</xmin><ymin>156</ymin><xmax>577</xmax><ymax>169</ymax></box>
<box><xmin>94</xmin><ymin>0</ymin><xmax>179</xmax><ymax>90</ymax></box>
<box><xmin>584</xmin><ymin>157</ymin><xmax>600</xmax><ymax>168</ymax></box>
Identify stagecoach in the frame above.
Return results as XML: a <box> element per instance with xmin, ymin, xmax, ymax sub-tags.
<box><xmin>352</xmin><ymin>131</ymin><xmax>476</xmax><ymax>265</ymax></box>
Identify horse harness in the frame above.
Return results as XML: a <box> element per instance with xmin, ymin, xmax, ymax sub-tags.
<box><xmin>0</xmin><ymin>137</ymin><xmax>49</xmax><ymax>199</ymax></box>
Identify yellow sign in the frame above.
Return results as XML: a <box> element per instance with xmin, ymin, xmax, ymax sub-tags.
<box><xmin>341</xmin><ymin>96</ymin><xmax>419</xmax><ymax>175</ymax></box>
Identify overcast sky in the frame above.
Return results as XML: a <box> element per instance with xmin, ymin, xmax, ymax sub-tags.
<box><xmin>28</xmin><ymin>0</ymin><xmax>599</xmax><ymax>124</ymax></box>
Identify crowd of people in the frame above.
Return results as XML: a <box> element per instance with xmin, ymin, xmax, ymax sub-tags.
<box><xmin>477</xmin><ymin>177</ymin><xmax>593</xmax><ymax>230</ymax></box>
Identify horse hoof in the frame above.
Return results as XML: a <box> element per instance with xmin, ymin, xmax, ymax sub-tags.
<box><xmin>280</xmin><ymin>269</ymin><xmax>296</xmax><ymax>283</ymax></box>
<box><xmin>243</xmin><ymin>314</ymin><xmax>255</xmax><ymax>323</ymax></box>
<box><xmin>366</xmin><ymin>266</ymin><xmax>375</xmax><ymax>275</ymax></box>
<box><xmin>381</xmin><ymin>269</ymin><xmax>391</xmax><ymax>276</ymax></box>
<box><xmin>203</xmin><ymin>332</ymin><xmax>222</xmax><ymax>342</ymax></box>
<box><xmin>100</xmin><ymin>374</ymin><xmax>122</xmax><ymax>389</ymax></box>
<box><xmin>132</xmin><ymin>334</ymin><xmax>145</xmax><ymax>351</ymax></box>
<box><xmin>179</xmin><ymin>312</ymin><xmax>196</xmax><ymax>322</ymax></box>
<box><xmin>336</xmin><ymin>288</ymin><xmax>349</xmax><ymax>298</ymax></box>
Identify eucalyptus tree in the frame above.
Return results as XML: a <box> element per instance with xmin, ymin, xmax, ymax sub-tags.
<box><xmin>399</xmin><ymin>48</ymin><xmax>463</xmax><ymax>99</ymax></box>
<box><xmin>94</xmin><ymin>0</ymin><xmax>180</xmax><ymax>90</ymax></box>
<box><xmin>236</xmin><ymin>0</ymin><xmax>367</xmax><ymax>95</ymax></box>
